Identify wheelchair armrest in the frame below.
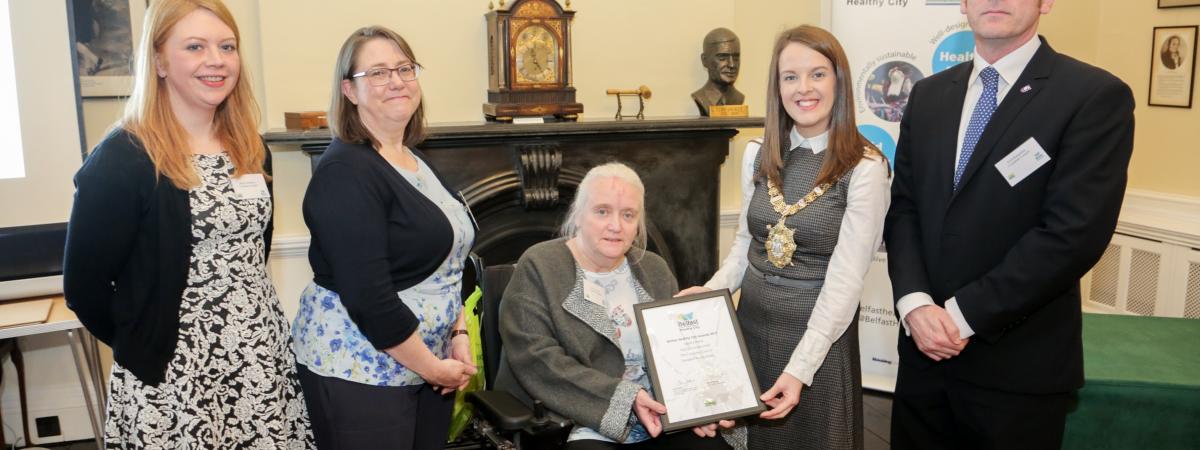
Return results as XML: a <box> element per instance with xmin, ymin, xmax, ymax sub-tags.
<box><xmin>469</xmin><ymin>390</ymin><xmax>576</xmax><ymax>449</ymax></box>
<box><xmin>468</xmin><ymin>390</ymin><xmax>535</xmax><ymax>431</ymax></box>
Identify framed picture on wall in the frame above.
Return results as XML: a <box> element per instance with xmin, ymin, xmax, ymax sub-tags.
<box><xmin>1148</xmin><ymin>26</ymin><xmax>1197</xmax><ymax>108</ymax></box>
<box><xmin>1158</xmin><ymin>0</ymin><xmax>1200</xmax><ymax>8</ymax></box>
<box><xmin>73</xmin><ymin>0</ymin><xmax>146</xmax><ymax>98</ymax></box>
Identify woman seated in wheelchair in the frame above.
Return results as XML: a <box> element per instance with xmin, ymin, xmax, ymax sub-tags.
<box><xmin>496</xmin><ymin>162</ymin><xmax>732</xmax><ymax>450</ymax></box>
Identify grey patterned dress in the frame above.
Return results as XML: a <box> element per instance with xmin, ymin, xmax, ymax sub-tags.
<box><xmin>104</xmin><ymin>154</ymin><xmax>314</xmax><ymax>449</ymax></box>
<box><xmin>740</xmin><ymin>146</ymin><xmax>864</xmax><ymax>450</ymax></box>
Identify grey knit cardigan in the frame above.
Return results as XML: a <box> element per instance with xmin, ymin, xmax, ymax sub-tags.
<box><xmin>494</xmin><ymin>237</ymin><xmax>678</xmax><ymax>442</ymax></box>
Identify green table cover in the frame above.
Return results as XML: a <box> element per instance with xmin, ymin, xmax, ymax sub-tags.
<box><xmin>1063</xmin><ymin>313</ymin><xmax>1200</xmax><ymax>449</ymax></box>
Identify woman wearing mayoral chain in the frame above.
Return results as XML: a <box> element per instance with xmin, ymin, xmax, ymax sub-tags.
<box><xmin>679</xmin><ymin>25</ymin><xmax>891</xmax><ymax>450</ymax></box>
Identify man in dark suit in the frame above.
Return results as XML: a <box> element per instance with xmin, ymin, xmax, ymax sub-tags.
<box><xmin>884</xmin><ymin>0</ymin><xmax>1135</xmax><ymax>448</ymax></box>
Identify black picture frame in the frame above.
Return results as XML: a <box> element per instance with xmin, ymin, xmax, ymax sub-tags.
<box><xmin>1148</xmin><ymin>25</ymin><xmax>1198</xmax><ymax>108</ymax></box>
<box><xmin>634</xmin><ymin>289</ymin><xmax>766</xmax><ymax>432</ymax></box>
<box><xmin>72</xmin><ymin>0</ymin><xmax>146</xmax><ymax>97</ymax></box>
<box><xmin>1159</xmin><ymin>0</ymin><xmax>1200</xmax><ymax>8</ymax></box>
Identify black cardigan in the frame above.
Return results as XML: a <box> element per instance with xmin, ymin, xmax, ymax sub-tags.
<box><xmin>302</xmin><ymin>138</ymin><xmax>472</xmax><ymax>351</ymax></box>
<box><xmin>63</xmin><ymin>129</ymin><xmax>273</xmax><ymax>386</ymax></box>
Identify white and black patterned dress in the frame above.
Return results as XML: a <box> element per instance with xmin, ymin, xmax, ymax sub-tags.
<box><xmin>104</xmin><ymin>154</ymin><xmax>314</xmax><ymax>449</ymax></box>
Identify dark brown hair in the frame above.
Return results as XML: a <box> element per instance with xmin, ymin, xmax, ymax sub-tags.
<box><xmin>758</xmin><ymin>25</ymin><xmax>884</xmax><ymax>188</ymax></box>
<box><xmin>329</xmin><ymin>26</ymin><xmax>426</xmax><ymax>148</ymax></box>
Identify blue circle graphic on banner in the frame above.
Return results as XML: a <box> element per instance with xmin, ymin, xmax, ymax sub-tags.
<box><xmin>858</xmin><ymin>125</ymin><xmax>895</xmax><ymax>169</ymax></box>
<box><xmin>932</xmin><ymin>30</ymin><xmax>975</xmax><ymax>73</ymax></box>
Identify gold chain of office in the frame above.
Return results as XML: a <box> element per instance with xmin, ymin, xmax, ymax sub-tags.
<box><xmin>764</xmin><ymin>178</ymin><xmax>835</xmax><ymax>268</ymax></box>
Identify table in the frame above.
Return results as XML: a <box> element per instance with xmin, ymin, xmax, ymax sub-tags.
<box><xmin>0</xmin><ymin>296</ymin><xmax>105</xmax><ymax>448</ymax></box>
<box><xmin>1063</xmin><ymin>313</ymin><xmax>1200</xmax><ymax>449</ymax></box>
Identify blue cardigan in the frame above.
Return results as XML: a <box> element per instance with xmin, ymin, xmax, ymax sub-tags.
<box><xmin>302</xmin><ymin>137</ymin><xmax>472</xmax><ymax>351</ymax></box>
<box><xmin>63</xmin><ymin>128</ymin><xmax>274</xmax><ymax>386</ymax></box>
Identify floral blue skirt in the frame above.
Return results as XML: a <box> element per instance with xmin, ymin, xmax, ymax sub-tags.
<box><xmin>291</xmin><ymin>282</ymin><xmax>460</xmax><ymax>386</ymax></box>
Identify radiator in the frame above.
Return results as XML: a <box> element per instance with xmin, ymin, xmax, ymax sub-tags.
<box><xmin>1085</xmin><ymin>232</ymin><xmax>1200</xmax><ymax>318</ymax></box>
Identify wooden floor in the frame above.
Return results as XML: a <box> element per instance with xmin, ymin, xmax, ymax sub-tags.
<box><xmin>864</xmin><ymin>389</ymin><xmax>894</xmax><ymax>450</ymax></box>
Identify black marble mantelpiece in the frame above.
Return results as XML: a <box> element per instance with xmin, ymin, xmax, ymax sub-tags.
<box><xmin>264</xmin><ymin>116</ymin><xmax>763</xmax><ymax>147</ymax></box>
<box><xmin>266</xmin><ymin>116</ymin><xmax>764</xmax><ymax>288</ymax></box>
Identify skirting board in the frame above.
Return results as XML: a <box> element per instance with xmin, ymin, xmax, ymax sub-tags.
<box><xmin>270</xmin><ymin>234</ymin><xmax>311</xmax><ymax>258</ymax></box>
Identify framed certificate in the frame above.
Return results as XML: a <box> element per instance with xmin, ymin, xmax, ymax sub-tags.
<box><xmin>634</xmin><ymin>290</ymin><xmax>765</xmax><ymax>432</ymax></box>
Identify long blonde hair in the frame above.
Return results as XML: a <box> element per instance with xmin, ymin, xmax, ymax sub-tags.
<box><xmin>121</xmin><ymin>0</ymin><xmax>264</xmax><ymax>189</ymax></box>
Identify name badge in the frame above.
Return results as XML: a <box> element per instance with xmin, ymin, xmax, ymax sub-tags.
<box><xmin>994</xmin><ymin>137</ymin><xmax>1051</xmax><ymax>187</ymax></box>
<box><xmin>230</xmin><ymin>174</ymin><xmax>270</xmax><ymax>200</ymax></box>
<box><xmin>457</xmin><ymin>191</ymin><xmax>480</xmax><ymax>232</ymax></box>
<box><xmin>584</xmin><ymin>280</ymin><xmax>605</xmax><ymax>306</ymax></box>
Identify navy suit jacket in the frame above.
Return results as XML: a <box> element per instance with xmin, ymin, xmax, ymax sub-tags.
<box><xmin>884</xmin><ymin>37</ymin><xmax>1135</xmax><ymax>394</ymax></box>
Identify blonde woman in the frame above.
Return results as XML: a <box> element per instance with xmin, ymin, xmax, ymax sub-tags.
<box><xmin>63</xmin><ymin>0</ymin><xmax>312</xmax><ymax>447</ymax></box>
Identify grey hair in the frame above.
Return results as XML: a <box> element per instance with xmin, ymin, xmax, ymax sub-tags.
<box><xmin>560</xmin><ymin>162</ymin><xmax>648</xmax><ymax>253</ymax></box>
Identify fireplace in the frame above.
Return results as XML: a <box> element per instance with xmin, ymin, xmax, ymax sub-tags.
<box><xmin>266</xmin><ymin>116</ymin><xmax>762</xmax><ymax>289</ymax></box>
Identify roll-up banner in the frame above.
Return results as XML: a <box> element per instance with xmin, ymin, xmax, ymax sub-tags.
<box><xmin>831</xmin><ymin>0</ymin><xmax>972</xmax><ymax>392</ymax></box>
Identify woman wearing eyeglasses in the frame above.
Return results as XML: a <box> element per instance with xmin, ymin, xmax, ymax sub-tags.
<box><xmin>292</xmin><ymin>25</ymin><xmax>478</xmax><ymax>450</ymax></box>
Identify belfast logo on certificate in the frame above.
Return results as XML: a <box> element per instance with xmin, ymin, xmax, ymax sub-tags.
<box><xmin>635</xmin><ymin>290</ymin><xmax>765</xmax><ymax>431</ymax></box>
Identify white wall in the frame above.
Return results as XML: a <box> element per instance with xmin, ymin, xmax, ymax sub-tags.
<box><xmin>0</xmin><ymin>0</ymin><xmax>84</xmax><ymax>228</ymax></box>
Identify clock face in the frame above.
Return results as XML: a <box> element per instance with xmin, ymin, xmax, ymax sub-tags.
<box><xmin>514</xmin><ymin>25</ymin><xmax>558</xmax><ymax>84</ymax></box>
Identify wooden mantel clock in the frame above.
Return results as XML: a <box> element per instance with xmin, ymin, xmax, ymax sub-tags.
<box><xmin>484</xmin><ymin>0</ymin><xmax>583</xmax><ymax>121</ymax></box>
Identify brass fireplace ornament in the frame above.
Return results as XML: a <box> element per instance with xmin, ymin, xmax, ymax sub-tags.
<box><xmin>606</xmin><ymin>85</ymin><xmax>651</xmax><ymax>120</ymax></box>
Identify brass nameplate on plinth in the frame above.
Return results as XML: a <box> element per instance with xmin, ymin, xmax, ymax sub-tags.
<box><xmin>708</xmin><ymin>105</ymin><xmax>749</xmax><ymax>117</ymax></box>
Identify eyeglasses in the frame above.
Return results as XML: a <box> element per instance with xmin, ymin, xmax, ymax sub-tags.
<box><xmin>349</xmin><ymin>64</ymin><xmax>421</xmax><ymax>86</ymax></box>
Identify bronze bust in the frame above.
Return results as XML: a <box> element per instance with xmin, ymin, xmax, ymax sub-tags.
<box><xmin>692</xmin><ymin>28</ymin><xmax>743</xmax><ymax>116</ymax></box>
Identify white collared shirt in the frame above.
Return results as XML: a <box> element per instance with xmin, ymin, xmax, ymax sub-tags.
<box><xmin>705</xmin><ymin>127</ymin><xmax>892</xmax><ymax>385</ymax></box>
<box><xmin>895</xmin><ymin>36</ymin><xmax>1041</xmax><ymax>339</ymax></box>
<box><xmin>953</xmin><ymin>36</ymin><xmax>1041</xmax><ymax>169</ymax></box>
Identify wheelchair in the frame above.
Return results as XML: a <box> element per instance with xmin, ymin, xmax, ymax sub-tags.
<box><xmin>448</xmin><ymin>256</ymin><xmax>573</xmax><ymax>450</ymax></box>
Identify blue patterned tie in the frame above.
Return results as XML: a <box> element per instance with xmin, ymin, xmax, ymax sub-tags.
<box><xmin>954</xmin><ymin>66</ymin><xmax>1000</xmax><ymax>190</ymax></box>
